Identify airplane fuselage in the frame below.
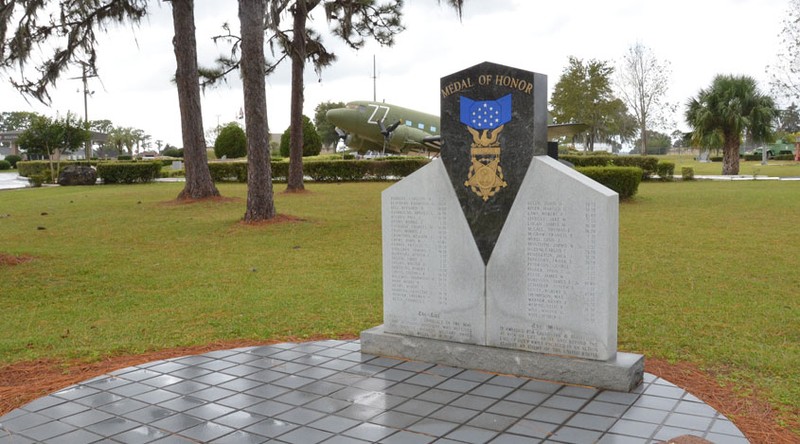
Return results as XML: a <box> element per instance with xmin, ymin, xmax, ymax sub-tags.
<box><xmin>326</xmin><ymin>101</ymin><xmax>440</xmax><ymax>154</ymax></box>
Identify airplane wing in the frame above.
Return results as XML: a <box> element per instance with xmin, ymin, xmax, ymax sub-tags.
<box><xmin>547</xmin><ymin>123</ymin><xmax>589</xmax><ymax>139</ymax></box>
<box><xmin>417</xmin><ymin>124</ymin><xmax>587</xmax><ymax>152</ymax></box>
<box><xmin>422</xmin><ymin>135</ymin><xmax>441</xmax><ymax>152</ymax></box>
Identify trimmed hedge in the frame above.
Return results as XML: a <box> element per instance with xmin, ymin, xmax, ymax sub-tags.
<box><xmin>0</xmin><ymin>160</ymin><xmax>10</xmax><ymax>170</ymax></box>
<box><xmin>575</xmin><ymin>166</ymin><xmax>642</xmax><ymax>200</ymax></box>
<box><xmin>681</xmin><ymin>167</ymin><xmax>695</xmax><ymax>181</ymax></box>
<box><xmin>561</xmin><ymin>155</ymin><xmax>659</xmax><ymax>179</ymax></box>
<box><xmin>207</xmin><ymin>158</ymin><xmax>430</xmax><ymax>183</ymax></box>
<box><xmin>18</xmin><ymin>160</ymin><xmax>97</xmax><ymax>177</ymax></box>
<box><xmin>656</xmin><ymin>161</ymin><xmax>675</xmax><ymax>181</ymax></box>
<box><xmin>4</xmin><ymin>154</ymin><xmax>22</xmax><ymax>168</ymax></box>
<box><xmin>97</xmin><ymin>162</ymin><xmax>161</xmax><ymax>184</ymax></box>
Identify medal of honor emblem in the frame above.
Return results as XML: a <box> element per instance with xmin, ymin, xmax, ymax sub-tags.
<box><xmin>460</xmin><ymin>94</ymin><xmax>512</xmax><ymax>201</ymax></box>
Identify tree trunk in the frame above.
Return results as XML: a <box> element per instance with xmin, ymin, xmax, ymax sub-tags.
<box><xmin>171</xmin><ymin>0</ymin><xmax>220</xmax><ymax>200</ymax></box>
<box><xmin>239</xmin><ymin>0</ymin><xmax>276</xmax><ymax>221</ymax></box>
<box><xmin>640</xmin><ymin>122</ymin><xmax>647</xmax><ymax>156</ymax></box>
<box><xmin>722</xmin><ymin>131</ymin><xmax>741</xmax><ymax>175</ymax></box>
<box><xmin>286</xmin><ymin>0</ymin><xmax>308</xmax><ymax>192</ymax></box>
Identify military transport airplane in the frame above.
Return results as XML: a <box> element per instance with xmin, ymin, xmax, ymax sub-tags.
<box><xmin>326</xmin><ymin>100</ymin><xmax>587</xmax><ymax>155</ymax></box>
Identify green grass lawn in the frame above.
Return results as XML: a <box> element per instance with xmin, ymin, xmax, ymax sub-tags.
<box><xmin>0</xmin><ymin>180</ymin><xmax>798</xmax><ymax>428</ymax></box>
<box><xmin>660</xmin><ymin>152</ymin><xmax>800</xmax><ymax>177</ymax></box>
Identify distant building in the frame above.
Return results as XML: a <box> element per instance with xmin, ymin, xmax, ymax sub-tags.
<box><xmin>0</xmin><ymin>130</ymin><xmax>109</xmax><ymax>160</ymax></box>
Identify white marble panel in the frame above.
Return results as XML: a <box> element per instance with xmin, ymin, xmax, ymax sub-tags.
<box><xmin>382</xmin><ymin>159</ymin><xmax>486</xmax><ymax>345</ymax></box>
<box><xmin>486</xmin><ymin>156</ymin><xmax>619</xmax><ymax>360</ymax></box>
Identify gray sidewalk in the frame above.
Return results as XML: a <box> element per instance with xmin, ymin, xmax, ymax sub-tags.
<box><xmin>0</xmin><ymin>340</ymin><xmax>748</xmax><ymax>443</ymax></box>
<box><xmin>0</xmin><ymin>172</ymin><xmax>28</xmax><ymax>190</ymax></box>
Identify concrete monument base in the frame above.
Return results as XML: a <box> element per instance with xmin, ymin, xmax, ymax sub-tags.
<box><xmin>361</xmin><ymin>325</ymin><xmax>644</xmax><ymax>392</ymax></box>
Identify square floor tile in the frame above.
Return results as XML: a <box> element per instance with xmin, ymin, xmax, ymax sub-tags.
<box><xmin>378</xmin><ymin>430</ymin><xmax>435</xmax><ymax>444</ymax></box>
<box><xmin>505</xmin><ymin>418</ymin><xmax>558</xmax><ymax>438</ymax></box>
<box><xmin>183</xmin><ymin>403</ymin><xmax>236</xmax><ymax>421</ymax></box>
<box><xmin>243</xmin><ymin>418</ymin><xmax>297</xmax><ymax>438</ymax></box>
<box><xmin>150</xmin><ymin>413</ymin><xmax>205</xmax><ymax>433</ymax></box>
<box><xmin>579</xmin><ymin>400</ymin><xmax>630</xmax><ymax>418</ymax></box>
<box><xmin>444</xmin><ymin>425</ymin><xmax>499</xmax><ymax>443</ymax></box>
<box><xmin>84</xmin><ymin>417</ymin><xmax>141</xmax><ymax>436</ymax></box>
<box><xmin>407</xmin><ymin>418</ymin><xmax>459</xmax><ymax>437</ymax></box>
<box><xmin>549</xmin><ymin>426</ymin><xmax>603</xmax><ymax>443</ymax></box>
<box><xmin>303</xmin><ymin>397</ymin><xmax>351</xmax><ymax>414</ymax></box>
<box><xmin>369</xmin><ymin>411</ymin><xmax>422</xmax><ymax>428</ymax></box>
<box><xmin>308</xmin><ymin>415</ymin><xmax>360</xmax><ymax>433</ymax></box>
<box><xmin>179</xmin><ymin>422</ymin><xmax>235</xmax><ymax>442</ymax></box>
<box><xmin>343</xmin><ymin>422</ymin><xmax>397</xmax><ymax>441</ymax></box>
<box><xmin>208</xmin><ymin>429</ymin><xmax>269</xmax><ymax>444</ymax></box>
<box><xmin>466</xmin><ymin>412</ymin><xmax>517</xmax><ymax>432</ymax></box>
<box><xmin>564</xmin><ymin>412</ymin><xmax>616</xmax><ymax>431</ymax></box>
<box><xmin>277</xmin><ymin>426</ymin><xmax>333</xmax><ymax>444</ymax></box>
<box><xmin>608</xmin><ymin>419</ymin><xmax>660</xmax><ymax>438</ymax></box>
<box><xmin>487</xmin><ymin>400</ymin><xmax>535</xmax><ymax>417</ymax></box>
<box><xmin>110</xmin><ymin>425</ymin><xmax>169</xmax><ymax>444</ymax></box>
<box><xmin>275</xmin><ymin>407</ymin><xmax>327</xmax><ymax>425</ymax></box>
<box><xmin>213</xmin><ymin>410</ymin><xmax>266</xmax><ymax>429</ymax></box>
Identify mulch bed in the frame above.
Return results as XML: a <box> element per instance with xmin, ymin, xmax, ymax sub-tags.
<box><xmin>0</xmin><ymin>341</ymin><xmax>796</xmax><ymax>442</ymax></box>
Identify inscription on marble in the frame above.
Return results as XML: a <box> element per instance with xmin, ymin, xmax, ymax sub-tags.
<box><xmin>487</xmin><ymin>156</ymin><xmax>618</xmax><ymax>361</ymax></box>
<box><xmin>382</xmin><ymin>161</ymin><xmax>486</xmax><ymax>345</ymax></box>
<box><xmin>388</xmin><ymin>196</ymin><xmax>448</xmax><ymax>307</ymax></box>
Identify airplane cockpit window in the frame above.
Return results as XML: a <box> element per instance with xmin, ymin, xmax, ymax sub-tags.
<box><xmin>417</xmin><ymin>123</ymin><xmax>425</xmax><ymax>129</ymax></box>
<box><xmin>346</xmin><ymin>104</ymin><xmax>368</xmax><ymax>113</ymax></box>
<box><xmin>431</xmin><ymin>126</ymin><xmax>437</xmax><ymax>132</ymax></box>
<box><xmin>405</xmin><ymin>120</ymin><xmax>413</xmax><ymax>126</ymax></box>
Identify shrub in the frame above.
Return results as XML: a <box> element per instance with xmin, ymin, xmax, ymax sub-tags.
<box><xmin>0</xmin><ymin>160</ymin><xmax>10</xmax><ymax>170</ymax></box>
<box><xmin>208</xmin><ymin>162</ymin><xmax>248</xmax><ymax>182</ymax></box>
<box><xmin>161</xmin><ymin>147</ymin><xmax>183</xmax><ymax>158</ymax></box>
<box><xmin>17</xmin><ymin>160</ymin><xmax>96</xmax><ymax>177</ymax></box>
<box><xmin>279</xmin><ymin>115</ymin><xmax>322</xmax><ymax>157</ymax></box>
<box><xmin>656</xmin><ymin>161</ymin><xmax>675</xmax><ymax>181</ymax></box>
<box><xmin>774</xmin><ymin>154</ymin><xmax>795</xmax><ymax>161</ymax></box>
<box><xmin>611</xmin><ymin>156</ymin><xmax>659</xmax><ymax>179</ymax></box>
<box><xmin>214</xmin><ymin>123</ymin><xmax>247</xmax><ymax>159</ymax></box>
<box><xmin>97</xmin><ymin>162</ymin><xmax>161</xmax><ymax>184</ymax></box>
<box><xmin>118</xmin><ymin>155</ymin><xmax>133</xmax><ymax>161</ymax></box>
<box><xmin>4</xmin><ymin>154</ymin><xmax>22</xmax><ymax>168</ymax></box>
<box><xmin>28</xmin><ymin>173</ymin><xmax>46</xmax><ymax>187</ymax></box>
<box><xmin>575</xmin><ymin>166</ymin><xmax>642</xmax><ymax>200</ymax></box>
<box><xmin>743</xmin><ymin>153</ymin><xmax>762</xmax><ymax>161</ymax></box>
<box><xmin>206</xmin><ymin>158</ymin><xmax>430</xmax><ymax>183</ymax></box>
<box><xmin>710</xmin><ymin>156</ymin><xmax>723</xmax><ymax>162</ymax></box>
<box><xmin>560</xmin><ymin>155</ymin><xmax>612</xmax><ymax>168</ymax></box>
<box><xmin>561</xmin><ymin>155</ymin><xmax>658</xmax><ymax>179</ymax></box>
<box><xmin>681</xmin><ymin>167</ymin><xmax>695</xmax><ymax>181</ymax></box>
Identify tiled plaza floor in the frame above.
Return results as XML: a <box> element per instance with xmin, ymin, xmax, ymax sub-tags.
<box><xmin>0</xmin><ymin>340</ymin><xmax>748</xmax><ymax>443</ymax></box>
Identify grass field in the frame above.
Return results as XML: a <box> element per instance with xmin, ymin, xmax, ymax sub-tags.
<box><xmin>0</xmin><ymin>180</ymin><xmax>798</xmax><ymax>430</ymax></box>
<box><xmin>658</xmin><ymin>152</ymin><xmax>800</xmax><ymax>177</ymax></box>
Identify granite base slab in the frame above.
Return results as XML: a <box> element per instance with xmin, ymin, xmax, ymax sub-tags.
<box><xmin>361</xmin><ymin>325</ymin><xmax>644</xmax><ymax>392</ymax></box>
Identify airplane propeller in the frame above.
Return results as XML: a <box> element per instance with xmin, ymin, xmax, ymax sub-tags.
<box><xmin>379</xmin><ymin>119</ymin><xmax>402</xmax><ymax>155</ymax></box>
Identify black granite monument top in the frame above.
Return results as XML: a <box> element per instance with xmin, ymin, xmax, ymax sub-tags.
<box><xmin>440</xmin><ymin>61</ymin><xmax>547</xmax><ymax>263</ymax></box>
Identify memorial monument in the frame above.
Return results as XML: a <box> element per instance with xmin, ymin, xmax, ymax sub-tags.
<box><xmin>361</xmin><ymin>62</ymin><xmax>644</xmax><ymax>392</ymax></box>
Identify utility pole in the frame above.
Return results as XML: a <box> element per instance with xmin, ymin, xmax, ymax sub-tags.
<box><xmin>71</xmin><ymin>62</ymin><xmax>98</xmax><ymax>159</ymax></box>
<box><xmin>372</xmin><ymin>55</ymin><xmax>377</xmax><ymax>102</ymax></box>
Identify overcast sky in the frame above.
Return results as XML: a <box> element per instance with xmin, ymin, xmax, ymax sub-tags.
<box><xmin>0</xmin><ymin>0</ymin><xmax>790</xmax><ymax>148</ymax></box>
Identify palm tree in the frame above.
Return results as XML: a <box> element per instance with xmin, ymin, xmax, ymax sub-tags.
<box><xmin>685</xmin><ymin>75</ymin><xmax>778</xmax><ymax>175</ymax></box>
